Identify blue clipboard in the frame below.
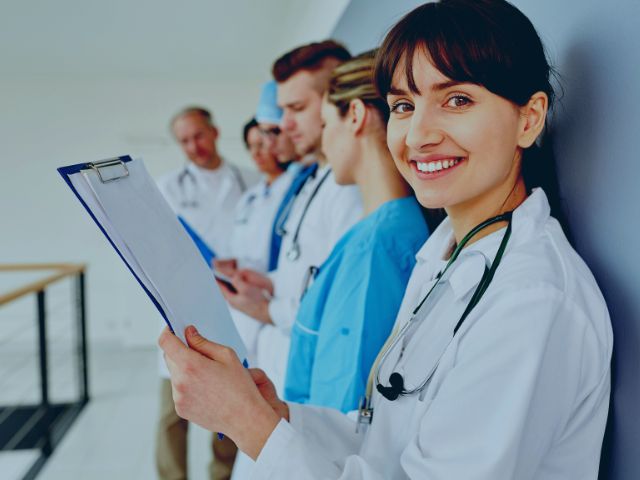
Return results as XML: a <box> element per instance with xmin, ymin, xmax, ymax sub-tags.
<box><xmin>58</xmin><ymin>156</ymin><xmax>249</xmax><ymax>383</ymax></box>
<box><xmin>57</xmin><ymin>155</ymin><xmax>170</xmax><ymax>328</ymax></box>
<box><xmin>178</xmin><ymin>216</ymin><xmax>216</xmax><ymax>266</ymax></box>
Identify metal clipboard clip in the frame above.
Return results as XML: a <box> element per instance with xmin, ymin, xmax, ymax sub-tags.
<box><xmin>85</xmin><ymin>157</ymin><xmax>130</xmax><ymax>183</ymax></box>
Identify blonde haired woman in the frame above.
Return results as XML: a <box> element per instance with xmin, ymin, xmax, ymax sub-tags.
<box><xmin>284</xmin><ymin>50</ymin><xmax>433</xmax><ymax>412</ymax></box>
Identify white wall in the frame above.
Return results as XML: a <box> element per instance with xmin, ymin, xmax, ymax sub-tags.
<box><xmin>0</xmin><ymin>76</ymin><xmax>262</xmax><ymax>346</ymax></box>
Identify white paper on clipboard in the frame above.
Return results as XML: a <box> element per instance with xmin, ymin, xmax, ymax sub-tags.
<box><xmin>63</xmin><ymin>157</ymin><xmax>247</xmax><ymax>361</ymax></box>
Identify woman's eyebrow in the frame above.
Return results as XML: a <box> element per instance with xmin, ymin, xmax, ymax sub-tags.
<box><xmin>388</xmin><ymin>86</ymin><xmax>409</xmax><ymax>96</ymax></box>
<box><xmin>388</xmin><ymin>80</ymin><xmax>469</xmax><ymax>97</ymax></box>
<box><xmin>431</xmin><ymin>80</ymin><xmax>468</xmax><ymax>92</ymax></box>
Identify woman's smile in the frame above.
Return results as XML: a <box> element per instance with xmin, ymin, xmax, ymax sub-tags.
<box><xmin>409</xmin><ymin>154</ymin><xmax>464</xmax><ymax>179</ymax></box>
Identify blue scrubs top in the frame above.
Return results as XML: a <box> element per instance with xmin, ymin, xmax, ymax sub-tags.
<box><xmin>284</xmin><ymin>196</ymin><xmax>429</xmax><ymax>412</ymax></box>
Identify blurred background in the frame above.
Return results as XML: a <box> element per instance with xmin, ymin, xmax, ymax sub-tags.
<box><xmin>1</xmin><ymin>0</ymin><xmax>638</xmax><ymax>479</ymax></box>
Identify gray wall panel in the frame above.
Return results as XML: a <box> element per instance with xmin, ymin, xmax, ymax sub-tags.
<box><xmin>333</xmin><ymin>1</ymin><xmax>640</xmax><ymax>478</ymax></box>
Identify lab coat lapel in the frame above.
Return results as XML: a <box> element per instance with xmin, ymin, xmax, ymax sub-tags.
<box><xmin>398</xmin><ymin>255</ymin><xmax>487</xmax><ymax>392</ymax></box>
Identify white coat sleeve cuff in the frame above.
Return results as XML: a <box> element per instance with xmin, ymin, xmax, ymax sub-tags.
<box><xmin>268</xmin><ymin>296</ymin><xmax>295</xmax><ymax>334</ymax></box>
<box><xmin>253</xmin><ymin>419</ymin><xmax>297</xmax><ymax>479</ymax></box>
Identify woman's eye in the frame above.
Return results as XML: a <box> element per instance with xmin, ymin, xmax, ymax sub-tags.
<box><xmin>445</xmin><ymin>95</ymin><xmax>472</xmax><ymax>108</ymax></box>
<box><xmin>389</xmin><ymin>101</ymin><xmax>414</xmax><ymax>114</ymax></box>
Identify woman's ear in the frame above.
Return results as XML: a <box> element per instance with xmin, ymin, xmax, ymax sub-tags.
<box><xmin>348</xmin><ymin>99</ymin><xmax>368</xmax><ymax>135</ymax></box>
<box><xmin>517</xmin><ymin>91</ymin><xmax>548</xmax><ymax>148</ymax></box>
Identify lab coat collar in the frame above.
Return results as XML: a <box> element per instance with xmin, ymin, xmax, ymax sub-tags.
<box><xmin>316</xmin><ymin>163</ymin><xmax>331</xmax><ymax>177</ymax></box>
<box><xmin>260</xmin><ymin>171</ymin><xmax>288</xmax><ymax>197</ymax></box>
<box><xmin>185</xmin><ymin>158</ymin><xmax>229</xmax><ymax>179</ymax></box>
<box><xmin>414</xmin><ymin>188</ymin><xmax>552</xmax><ymax>301</ymax></box>
<box><xmin>299</xmin><ymin>153</ymin><xmax>318</xmax><ymax>167</ymax></box>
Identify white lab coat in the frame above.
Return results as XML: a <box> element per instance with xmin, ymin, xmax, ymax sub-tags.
<box><xmin>227</xmin><ymin>171</ymin><xmax>294</xmax><ymax>365</ymax></box>
<box><xmin>157</xmin><ymin>160</ymin><xmax>247</xmax><ymax>378</ymax></box>
<box><xmin>157</xmin><ymin>161</ymin><xmax>247</xmax><ymax>258</ymax></box>
<box><xmin>257</xmin><ymin>164</ymin><xmax>363</xmax><ymax>394</ymax></box>
<box><xmin>252</xmin><ymin>189</ymin><xmax>613</xmax><ymax>480</ymax></box>
<box><xmin>229</xmin><ymin>171</ymin><xmax>294</xmax><ymax>272</ymax></box>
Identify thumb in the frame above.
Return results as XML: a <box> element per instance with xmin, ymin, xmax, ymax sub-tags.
<box><xmin>184</xmin><ymin>325</ymin><xmax>239</xmax><ymax>364</ymax></box>
<box><xmin>184</xmin><ymin>325</ymin><xmax>218</xmax><ymax>359</ymax></box>
<box><xmin>249</xmin><ymin>368</ymin><xmax>269</xmax><ymax>385</ymax></box>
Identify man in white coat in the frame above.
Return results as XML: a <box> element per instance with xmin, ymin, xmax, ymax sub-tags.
<box><xmin>219</xmin><ymin>41</ymin><xmax>363</xmax><ymax>395</ymax></box>
<box><xmin>155</xmin><ymin>106</ymin><xmax>246</xmax><ymax>480</ymax></box>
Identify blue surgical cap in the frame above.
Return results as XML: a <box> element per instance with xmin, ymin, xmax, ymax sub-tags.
<box><xmin>256</xmin><ymin>80</ymin><xmax>283</xmax><ymax>124</ymax></box>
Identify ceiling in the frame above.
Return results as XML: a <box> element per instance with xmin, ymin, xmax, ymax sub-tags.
<box><xmin>0</xmin><ymin>0</ymin><xmax>350</xmax><ymax>81</ymax></box>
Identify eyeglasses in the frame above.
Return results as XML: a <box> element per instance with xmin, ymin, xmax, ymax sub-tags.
<box><xmin>259</xmin><ymin>126</ymin><xmax>281</xmax><ymax>138</ymax></box>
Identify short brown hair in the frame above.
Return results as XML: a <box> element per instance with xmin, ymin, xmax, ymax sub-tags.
<box><xmin>272</xmin><ymin>40</ymin><xmax>351</xmax><ymax>83</ymax></box>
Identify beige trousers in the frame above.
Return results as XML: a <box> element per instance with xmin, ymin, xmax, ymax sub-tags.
<box><xmin>156</xmin><ymin>379</ymin><xmax>238</xmax><ymax>480</ymax></box>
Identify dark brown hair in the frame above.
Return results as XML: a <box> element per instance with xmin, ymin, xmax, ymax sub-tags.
<box><xmin>374</xmin><ymin>0</ymin><xmax>554</xmax><ymax>107</ymax></box>
<box><xmin>374</xmin><ymin>0</ymin><xmax>567</xmax><ymax>226</ymax></box>
<box><xmin>242</xmin><ymin>117</ymin><xmax>259</xmax><ymax>148</ymax></box>
<box><xmin>272</xmin><ymin>40</ymin><xmax>352</xmax><ymax>83</ymax></box>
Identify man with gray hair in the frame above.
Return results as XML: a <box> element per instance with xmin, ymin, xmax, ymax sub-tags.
<box><xmin>156</xmin><ymin>106</ymin><xmax>246</xmax><ymax>480</ymax></box>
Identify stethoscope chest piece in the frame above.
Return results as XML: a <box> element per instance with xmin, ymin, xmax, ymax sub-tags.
<box><xmin>286</xmin><ymin>243</ymin><xmax>301</xmax><ymax>262</ymax></box>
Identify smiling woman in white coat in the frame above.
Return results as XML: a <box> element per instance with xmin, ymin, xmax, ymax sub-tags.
<box><xmin>159</xmin><ymin>1</ymin><xmax>613</xmax><ymax>478</ymax></box>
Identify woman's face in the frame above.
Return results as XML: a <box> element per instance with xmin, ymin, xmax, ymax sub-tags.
<box><xmin>386</xmin><ymin>51</ymin><xmax>524</xmax><ymax>214</ymax></box>
<box><xmin>320</xmin><ymin>95</ymin><xmax>358</xmax><ymax>185</ymax></box>
<box><xmin>246</xmin><ymin>127</ymin><xmax>280</xmax><ymax>176</ymax></box>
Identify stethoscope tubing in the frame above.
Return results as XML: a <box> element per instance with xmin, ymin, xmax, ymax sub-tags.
<box><xmin>284</xmin><ymin>168</ymin><xmax>332</xmax><ymax>262</ymax></box>
<box><xmin>371</xmin><ymin>211</ymin><xmax>514</xmax><ymax>401</ymax></box>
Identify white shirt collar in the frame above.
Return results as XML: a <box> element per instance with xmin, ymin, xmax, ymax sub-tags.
<box><xmin>185</xmin><ymin>158</ymin><xmax>228</xmax><ymax>179</ymax></box>
<box><xmin>414</xmin><ymin>188</ymin><xmax>552</xmax><ymax>301</ymax></box>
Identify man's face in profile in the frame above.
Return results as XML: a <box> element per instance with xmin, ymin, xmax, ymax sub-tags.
<box><xmin>277</xmin><ymin>70</ymin><xmax>324</xmax><ymax>157</ymax></box>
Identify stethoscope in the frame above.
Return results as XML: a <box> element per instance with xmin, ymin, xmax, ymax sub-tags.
<box><xmin>177</xmin><ymin>163</ymin><xmax>247</xmax><ymax>209</ymax></box>
<box><xmin>235</xmin><ymin>193</ymin><xmax>258</xmax><ymax>224</ymax></box>
<box><xmin>236</xmin><ymin>180</ymin><xmax>273</xmax><ymax>225</ymax></box>
<box><xmin>279</xmin><ymin>168</ymin><xmax>332</xmax><ymax>262</ymax></box>
<box><xmin>356</xmin><ymin>211</ymin><xmax>513</xmax><ymax>432</ymax></box>
<box><xmin>177</xmin><ymin>166</ymin><xmax>198</xmax><ymax>208</ymax></box>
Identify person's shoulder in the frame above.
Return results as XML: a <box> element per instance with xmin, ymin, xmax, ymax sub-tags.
<box><xmin>320</xmin><ymin>172</ymin><xmax>363</xmax><ymax>219</ymax></box>
<box><xmin>338</xmin><ymin>198</ymin><xmax>428</xmax><ymax>260</ymax></box>
<box><xmin>494</xmin><ymin>214</ymin><xmax>611</xmax><ymax>351</ymax></box>
<box><xmin>501</xmin><ymin>217</ymin><xmax>598</xmax><ymax>298</ymax></box>
<box><xmin>217</xmin><ymin>161</ymin><xmax>252</xmax><ymax>187</ymax></box>
<box><xmin>368</xmin><ymin>197</ymin><xmax>429</xmax><ymax>250</ymax></box>
<box><xmin>156</xmin><ymin>167</ymin><xmax>182</xmax><ymax>184</ymax></box>
<box><xmin>324</xmin><ymin>173</ymin><xmax>361</xmax><ymax>200</ymax></box>
<box><xmin>156</xmin><ymin>167</ymin><xmax>183</xmax><ymax>194</ymax></box>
